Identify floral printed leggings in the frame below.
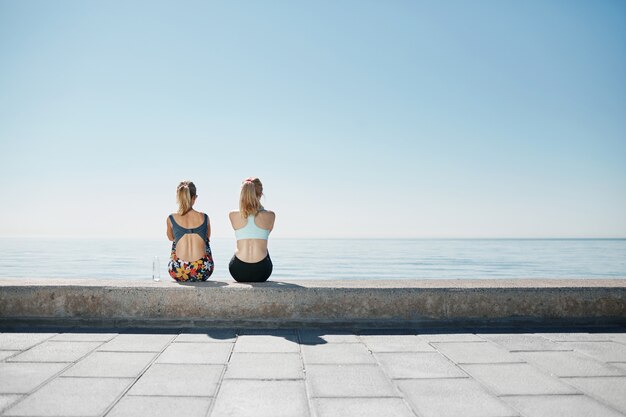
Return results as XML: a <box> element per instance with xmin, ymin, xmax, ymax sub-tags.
<box><xmin>168</xmin><ymin>239</ymin><xmax>214</xmax><ymax>282</ymax></box>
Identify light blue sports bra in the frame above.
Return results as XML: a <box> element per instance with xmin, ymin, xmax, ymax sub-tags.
<box><xmin>234</xmin><ymin>213</ymin><xmax>271</xmax><ymax>240</ymax></box>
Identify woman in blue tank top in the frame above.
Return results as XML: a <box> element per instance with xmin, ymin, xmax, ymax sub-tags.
<box><xmin>166</xmin><ymin>181</ymin><xmax>214</xmax><ymax>282</ymax></box>
<box><xmin>228</xmin><ymin>177</ymin><xmax>275</xmax><ymax>282</ymax></box>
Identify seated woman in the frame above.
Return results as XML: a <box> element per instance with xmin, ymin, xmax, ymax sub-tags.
<box><xmin>166</xmin><ymin>181</ymin><xmax>214</xmax><ymax>282</ymax></box>
<box><xmin>228</xmin><ymin>177</ymin><xmax>275</xmax><ymax>282</ymax></box>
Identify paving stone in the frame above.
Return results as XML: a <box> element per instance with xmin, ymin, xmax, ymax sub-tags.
<box><xmin>375</xmin><ymin>352</ymin><xmax>468</xmax><ymax>379</ymax></box>
<box><xmin>155</xmin><ymin>342</ymin><xmax>232</xmax><ymax>364</ymax></box>
<box><xmin>0</xmin><ymin>395</ymin><xmax>22</xmax><ymax>414</ymax></box>
<box><xmin>604</xmin><ymin>333</ymin><xmax>626</xmax><ymax>345</ymax></box>
<box><xmin>2</xmin><ymin>377</ymin><xmax>133</xmax><ymax>416</ymax></box>
<box><xmin>537</xmin><ymin>333</ymin><xmax>613</xmax><ymax>342</ymax></box>
<box><xmin>62</xmin><ymin>351</ymin><xmax>157</xmax><ymax>377</ymax></box>
<box><xmin>0</xmin><ymin>362</ymin><xmax>67</xmax><ymax>393</ymax></box>
<box><xmin>306</xmin><ymin>364</ymin><xmax>398</xmax><ymax>397</ymax></box>
<box><xmin>107</xmin><ymin>395</ymin><xmax>211</xmax><ymax>417</ymax></box>
<box><xmin>432</xmin><ymin>341</ymin><xmax>523</xmax><ymax>364</ymax></box>
<box><xmin>301</xmin><ymin>343</ymin><xmax>375</xmax><ymax>364</ymax></box>
<box><xmin>359</xmin><ymin>329</ymin><xmax>416</xmax><ymax>336</ymax></box>
<box><xmin>224</xmin><ymin>353</ymin><xmax>303</xmax><ymax>379</ymax></box>
<box><xmin>233</xmin><ymin>335</ymin><xmax>299</xmax><ymax>353</ymax></box>
<box><xmin>0</xmin><ymin>333</ymin><xmax>56</xmax><ymax>350</ymax></box>
<box><xmin>211</xmin><ymin>379</ymin><xmax>308</xmax><ymax>417</ymax></box>
<box><xmin>479</xmin><ymin>333</ymin><xmax>571</xmax><ymax>351</ymax></box>
<box><xmin>417</xmin><ymin>333</ymin><xmax>484</xmax><ymax>342</ymax></box>
<box><xmin>174</xmin><ymin>329</ymin><xmax>236</xmax><ymax>343</ymax></box>
<box><xmin>49</xmin><ymin>332</ymin><xmax>118</xmax><ymax>342</ymax></box>
<box><xmin>461</xmin><ymin>363</ymin><xmax>579</xmax><ymax>395</ymax></box>
<box><xmin>557</xmin><ymin>341</ymin><xmax>626</xmax><ymax>362</ymax></box>
<box><xmin>516</xmin><ymin>351</ymin><xmax>626</xmax><ymax>377</ymax></box>
<box><xmin>360</xmin><ymin>335</ymin><xmax>435</xmax><ymax>352</ymax></box>
<box><xmin>563</xmin><ymin>376</ymin><xmax>626</xmax><ymax>413</ymax></box>
<box><xmin>313</xmin><ymin>398</ymin><xmax>415</xmax><ymax>417</ymax></box>
<box><xmin>396</xmin><ymin>378</ymin><xmax>518</xmax><ymax>417</ymax></box>
<box><xmin>501</xmin><ymin>394</ymin><xmax>624</xmax><ymax>417</ymax></box>
<box><xmin>298</xmin><ymin>330</ymin><xmax>360</xmax><ymax>344</ymax></box>
<box><xmin>127</xmin><ymin>364</ymin><xmax>222</xmax><ymax>397</ymax></box>
<box><xmin>612</xmin><ymin>362</ymin><xmax>626</xmax><ymax>371</ymax></box>
<box><xmin>7</xmin><ymin>341</ymin><xmax>101</xmax><ymax>363</ymax></box>
<box><xmin>0</xmin><ymin>351</ymin><xmax>19</xmax><ymax>361</ymax></box>
<box><xmin>238</xmin><ymin>329</ymin><xmax>296</xmax><ymax>336</ymax></box>
<box><xmin>97</xmin><ymin>334</ymin><xmax>175</xmax><ymax>352</ymax></box>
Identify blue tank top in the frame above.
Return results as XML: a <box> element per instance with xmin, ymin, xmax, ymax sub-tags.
<box><xmin>234</xmin><ymin>213</ymin><xmax>271</xmax><ymax>240</ymax></box>
<box><xmin>170</xmin><ymin>214</ymin><xmax>208</xmax><ymax>243</ymax></box>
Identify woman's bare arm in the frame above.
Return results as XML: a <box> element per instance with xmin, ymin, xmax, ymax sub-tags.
<box><xmin>166</xmin><ymin>217</ymin><xmax>174</xmax><ymax>241</ymax></box>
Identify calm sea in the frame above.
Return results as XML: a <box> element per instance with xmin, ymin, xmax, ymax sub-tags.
<box><xmin>0</xmin><ymin>238</ymin><xmax>624</xmax><ymax>281</ymax></box>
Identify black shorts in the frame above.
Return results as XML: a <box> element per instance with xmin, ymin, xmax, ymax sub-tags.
<box><xmin>229</xmin><ymin>253</ymin><xmax>273</xmax><ymax>283</ymax></box>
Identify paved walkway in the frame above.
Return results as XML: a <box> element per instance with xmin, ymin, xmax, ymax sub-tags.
<box><xmin>0</xmin><ymin>325</ymin><xmax>625</xmax><ymax>417</ymax></box>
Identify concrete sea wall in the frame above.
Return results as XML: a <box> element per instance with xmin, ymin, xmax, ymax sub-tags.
<box><xmin>0</xmin><ymin>279</ymin><xmax>624</xmax><ymax>328</ymax></box>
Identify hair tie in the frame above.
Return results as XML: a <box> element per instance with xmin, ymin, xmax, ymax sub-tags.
<box><xmin>244</xmin><ymin>177</ymin><xmax>254</xmax><ymax>184</ymax></box>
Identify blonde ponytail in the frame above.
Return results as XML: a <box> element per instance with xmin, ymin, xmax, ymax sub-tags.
<box><xmin>239</xmin><ymin>177</ymin><xmax>263</xmax><ymax>218</ymax></box>
<box><xmin>176</xmin><ymin>181</ymin><xmax>196</xmax><ymax>215</ymax></box>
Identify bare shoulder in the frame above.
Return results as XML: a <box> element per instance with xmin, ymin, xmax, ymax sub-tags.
<box><xmin>229</xmin><ymin>210</ymin><xmax>242</xmax><ymax>226</ymax></box>
<box><xmin>258</xmin><ymin>210</ymin><xmax>276</xmax><ymax>230</ymax></box>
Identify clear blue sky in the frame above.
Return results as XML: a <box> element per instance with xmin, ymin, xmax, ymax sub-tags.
<box><xmin>0</xmin><ymin>0</ymin><xmax>624</xmax><ymax>238</ymax></box>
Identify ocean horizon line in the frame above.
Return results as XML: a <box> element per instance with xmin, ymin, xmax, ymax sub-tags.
<box><xmin>1</xmin><ymin>235</ymin><xmax>625</xmax><ymax>241</ymax></box>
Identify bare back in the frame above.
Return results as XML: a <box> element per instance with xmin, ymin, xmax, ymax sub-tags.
<box><xmin>167</xmin><ymin>210</ymin><xmax>211</xmax><ymax>262</ymax></box>
<box><xmin>229</xmin><ymin>210</ymin><xmax>275</xmax><ymax>263</ymax></box>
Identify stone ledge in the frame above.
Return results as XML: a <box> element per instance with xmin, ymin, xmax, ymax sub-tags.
<box><xmin>1</xmin><ymin>279</ymin><xmax>624</xmax><ymax>328</ymax></box>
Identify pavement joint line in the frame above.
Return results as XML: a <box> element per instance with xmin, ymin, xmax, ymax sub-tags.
<box><xmin>418</xmin><ymin>339</ymin><xmax>474</xmax><ymax>380</ymax></box>
<box><xmin>390</xmin><ymin>376</ymin><xmax>471</xmax><ymax>380</ymax></box>
<box><xmin>453</xmin><ymin>360</ymin><xmax>527</xmax><ymax>365</ymax></box>
<box><xmin>100</xmin><ymin>333</ymin><xmax>177</xmax><ymax>417</ymax></box>
<box><xmin>356</xmin><ymin>333</ymin><xmax>421</xmax><ymax>417</ymax></box>
<box><xmin>372</xmin><ymin>351</ymin><xmax>442</xmax><ymax>354</ymax></box>
<box><xmin>498</xmin><ymin>393</ymin><xmax>586</xmax><ymax>397</ymax></box>
<box><xmin>0</xmin><ymin>352</ymin><xmax>20</xmax><ymax>361</ymax></box>
<box><xmin>96</xmin><ymin>350</ymin><xmax>169</xmax><ymax>353</ymax></box>
<box><xmin>4</xmin><ymin>360</ymin><xmax>71</xmax><ymax>364</ymax></box>
<box><xmin>297</xmin><ymin>327</ymin><xmax>316</xmax><ymax>417</ymax></box>
<box><xmin>204</xmin><ymin>330</ymin><xmax>238</xmax><ymax>417</ymax></box>
<box><xmin>309</xmin><ymin>394</ymin><xmax>404</xmax><ymax>399</ymax></box>
<box><xmin>508</xmin><ymin>349</ymin><xmax>574</xmax><ymax>352</ymax></box>
<box><xmin>222</xmin><ymin>377</ymin><xmax>306</xmax><ymax>381</ymax></box>
<box><xmin>152</xmin><ymin>360</ymin><xmax>228</xmax><ymax>365</ymax></box>
<box><xmin>56</xmin><ymin>375</ymin><xmax>143</xmax><ymax>379</ymax></box>
<box><xmin>301</xmin><ymin>363</ymin><xmax>381</xmax><ymax>367</ymax></box>
<box><xmin>123</xmin><ymin>394</ymin><xmax>215</xmax><ymax>398</ymax></box>
<box><xmin>558</xmin><ymin>376</ymin><xmax>626</xmax><ymax>415</ymax></box>
<box><xmin>560</xmin><ymin>375</ymin><xmax>626</xmax><ymax>379</ymax></box>
<box><xmin>0</xmin><ymin>396</ymin><xmax>24</xmax><ymax>416</ymax></box>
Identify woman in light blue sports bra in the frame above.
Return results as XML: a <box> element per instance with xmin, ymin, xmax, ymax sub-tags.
<box><xmin>228</xmin><ymin>177</ymin><xmax>275</xmax><ymax>282</ymax></box>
